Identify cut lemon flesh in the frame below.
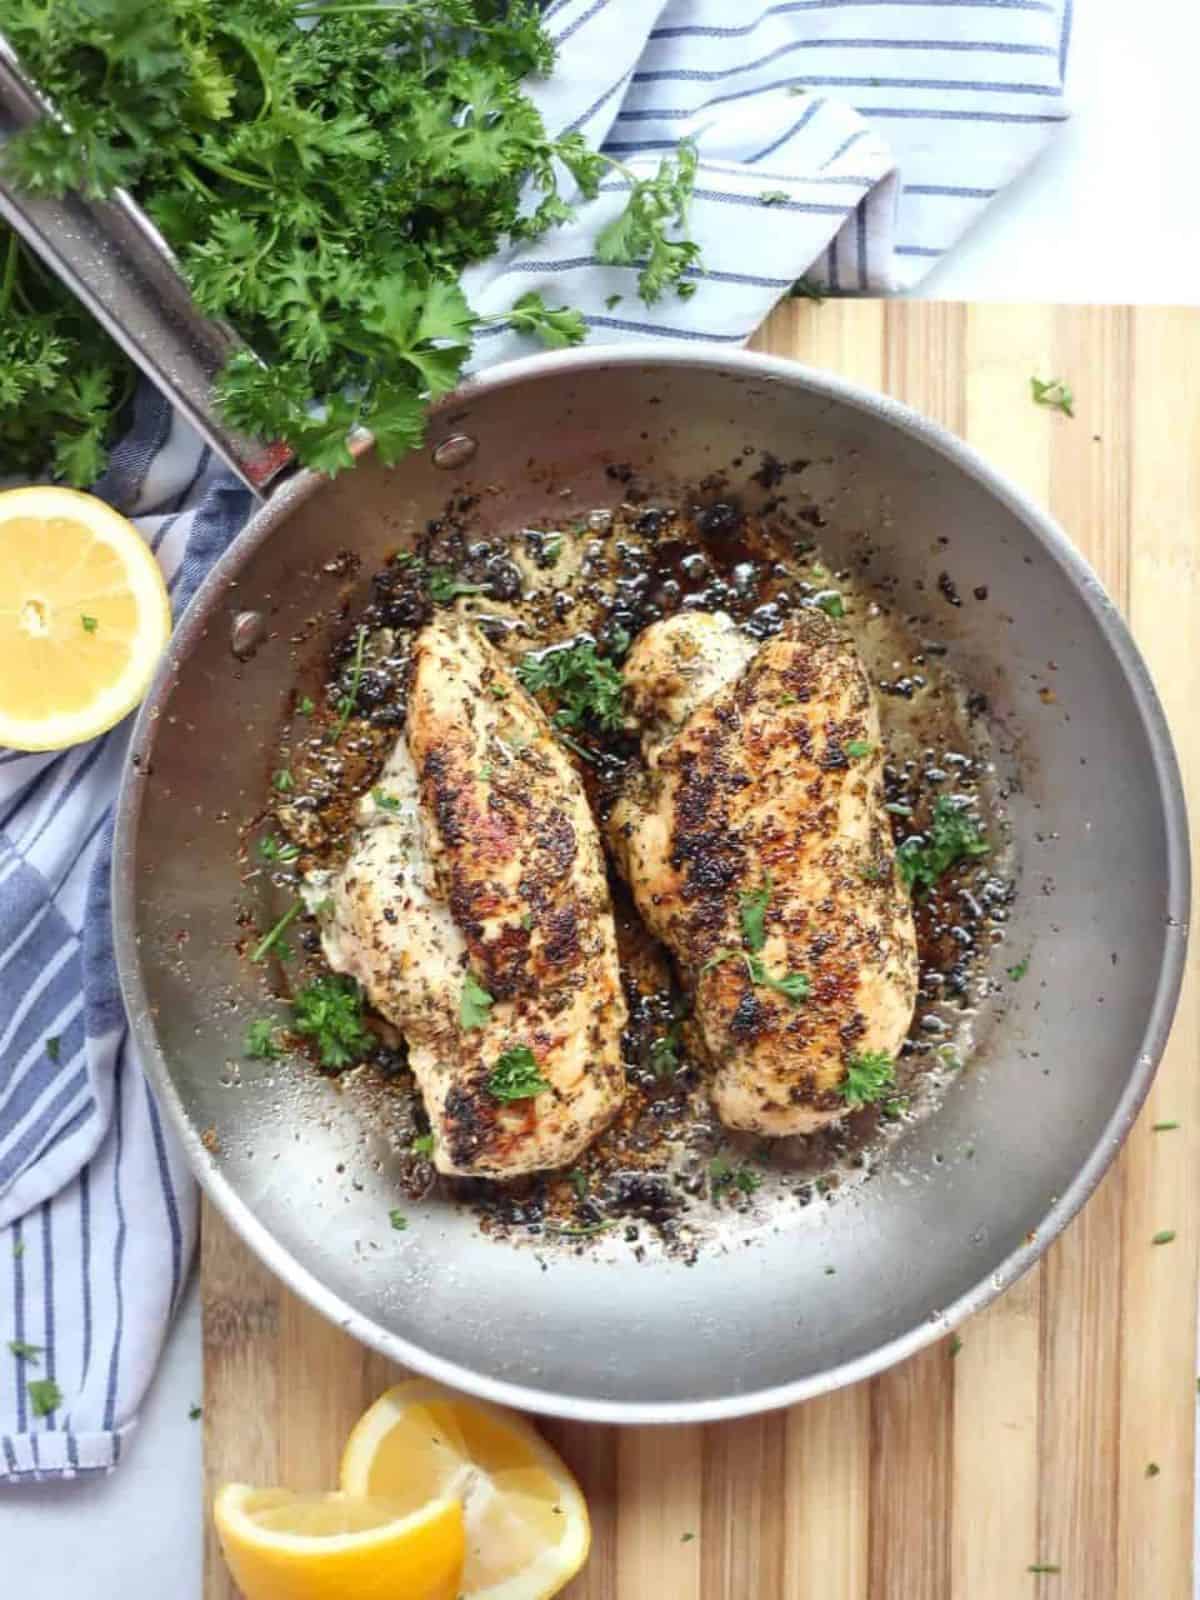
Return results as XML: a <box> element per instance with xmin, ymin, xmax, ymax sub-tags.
<box><xmin>212</xmin><ymin>1483</ymin><xmax>465</xmax><ymax>1600</ymax></box>
<box><xmin>0</xmin><ymin>485</ymin><xmax>171</xmax><ymax>750</ymax></box>
<box><xmin>340</xmin><ymin>1380</ymin><xmax>590</xmax><ymax>1600</ymax></box>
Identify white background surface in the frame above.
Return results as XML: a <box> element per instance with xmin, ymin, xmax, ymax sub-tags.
<box><xmin>4</xmin><ymin>1</ymin><xmax>1200</xmax><ymax>1594</ymax></box>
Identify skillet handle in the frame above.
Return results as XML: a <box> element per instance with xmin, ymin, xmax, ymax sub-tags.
<box><xmin>0</xmin><ymin>40</ymin><xmax>292</xmax><ymax>496</ymax></box>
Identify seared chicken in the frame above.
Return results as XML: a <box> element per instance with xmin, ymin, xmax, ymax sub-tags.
<box><xmin>609</xmin><ymin>610</ymin><xmax>918</xmax><ymax>1135</ymax></box>
<box><xmin>318</xmin><ymin>615</ymin><xmax>626</xmax><ymax>1177</ymax></box>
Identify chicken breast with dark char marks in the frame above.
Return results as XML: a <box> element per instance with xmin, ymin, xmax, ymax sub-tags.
<box><xmin>609</xmin><ymin>609</ymin><xmax>918</xmax><ymax>1135</ymax></box>
<box><xmin>316</xmin><ymin>614</ymin><xmax>626</xmax><ymax>1177</ymax></box>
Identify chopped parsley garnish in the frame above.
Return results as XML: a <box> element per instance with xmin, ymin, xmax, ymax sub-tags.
<box><xmin>896</xmin><ymin>796</ymin><xmax>989</xmax><ymax>893</ymax></box>
<box><xmin>738</xmin><ymin>873</ymin><xmax>772</xmax><ymax>952</ymax></box>
<box><xmin>330</xmin><ymin>625</ymin><xmax>367</xmax><ymax>744</ymax></box>
<box><xmin>297</xmin><ymin>696</ymin><xmax>315</xmax><ymax>716</ymax></box>
<box><xmin>81</xmin><ymin>613</ymin><xmax>98</xmax><ymax>632</ymax></box>
<box><xmin>244</xmin><ymin>1019</ymin><xmax>282</xmax><ymax>1060</ymax></box>
<box><xmin>744</xmin><ymin>954</ymin><xmax>810</xmax><ymax>1003</ymax></box>
<box><xmin>258</xmin><ymin>834</ymin><xmax>299</xmax><ymax>864</ymax></box>
<box><xmin>1152</xmin><ymin>1121</ymin><xmax>1180</xmax><ymax>1132</ymax></box>
<box><xmin>460</xmin><ymin>972</ymin><xmax>494</xmax><ymax>1031</ymax></box>
<box><xmin>840</xmin><ymin>1050</ymin><xmax>896</xmax><ymax>1108</ymax></box>
<box><xmin>28</xmin><ymin>1378</ymin><xmax>61</xmax><ymax>1418</ymax></box>
<box><xmin>487</xmin><ymin>1046</ymin><xmax>550</xmax><ymax>1102</ymax></box>
<box><xmin>1151</xmin><ymin>1230</ymin><xmax>1176</xmax><ymax>1246</ymax></box>
<box><xmin>710</xmin><ymin>1157</ymin><xmax>763</xmax><ymax>1196</ymax></box>
<box><xmin>759</xmin><ymin>190</ymin><xmax>789</xmax><ymax>205</ymax></box>
<box><xmin>790</xmin><ymin>277</ymin><xmax>826</xmax><ymax>304</ymax></box>
<box><xmin>1007</xmin><ymin>956</ymin><xmax>1030</xmax><ymax>981</ymax></box>
<box><xmin>45</xmin><ymin>1036</ymin><xmax>61</xmax><ymax>1064</ymax></box>
<box><xmin>291</xmin><ymin>975</ymin><xmax>372</xmax><ymax>1071</ymax></box>
<box><xmin>251</xmin><ymin>900</ymin><xmax>302</xmax><ymax>963</ymax></box>
<box><xmin>372</xmin><ymin>788</ymin><xmax>402</xmax><ymax>814</ymax></box>
<box><xmin>681</xmin><ymin>1531</ymin><xmax>696</xmax><ymax>1544</ymax></box>
<box><xmin>272</xmin><ymin>768</ymin><xmax>294</xmax><ymax>793</ymax></box>
<box><xmin>1146</xmin><ymin>1462</ymin><xmax>1160</xmax><ymax>1478</ymax></box>
<box><xmin>479</xmin><ymin>762</ymin><xmax>494</xmax><ymax>781</ymax></box>
<box><xmin>846</xmin><ymin>739</ymin><xmax>873</xmax><ymax>759</ymax></box>
<box><xmin>389</xmin><ymin>1210</ymin><xmax>407</xmax><ymax>1231</ymax></box>
<box><xmin>7</xmin><ymin>1340</ymin><xmax>42</xmax><ymax>1363</ymax></box>
<box><xmin>648</xmin><ymin>1026</ymin><xmax>682</xmax><ymax>1079</ymax></box>
<box><xmin>567</xmin><ymin>1168</ymin><xmax>588</xmax><ymax>1199</ymax></box>
<box><xmin>410</xmin><ymin>1134</ymin><xmax>435</xmax><ymax>1157</ymax></box>
<box><xmin>516</xmin><ymin>639</ymin><xmax>624</xmax><ymax>732</ymax></box>
<box><xmin>189</xmin><ymin>1404</ymin><xmax>202</xmax><ymax>1420</ymax></box>
<box><xmin>490</xmin><ymin>684</ymin><xmax>509</xmax><ymax>700</ymax></box>
<box><xmin>520</xmin><ymin>911</ymin><xmax>534</xmax><ymax>931</ymax></box>
<box><xmin>604</xmin><ymin>294</ymin><xmax>623</xmax><ymax>311</ymax></box>
<box><xmin>815</xmin><ymin>591</ymin><xmax>845</xmax><ymax>619</ymax></box>
<box><xmin>949</xmin><ymin>1335</ymin><xmax>963</xmax><ymax>1358</ymax></box>
<box><xmin>428</xmin><ymin>567</ymin><xmax>487</xmax><ymax>605</ymax></box>
<box><xmin>495</xmin><ymin>291</ymin><xmax>586</xmax><ymax>350</ymax></box>
<box><xmin>1031</xmin><ymin>376</ymin><xmax>1075</xmax><ymax>417</ymax></box>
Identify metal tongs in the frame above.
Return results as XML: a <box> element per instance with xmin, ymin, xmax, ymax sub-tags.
<box><xmin>0</xmin><ymin>36</ymin><xmax>289</xmax><ymax>493</ymax></box>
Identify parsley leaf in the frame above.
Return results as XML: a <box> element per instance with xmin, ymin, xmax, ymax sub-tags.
<box><xmin>710</xmin><ymin>1157</ymin><xmax>763</xmax><ymax>1197</ymax></box>
<box><xmin>244</xmin><ymin>1019</ymin><xmax>281</xmax><ymax>1060</ymax></box>
<box><xmin>45</xmin><ymin>1036</ymin><xmax>61</xmax><ymax>1064</ymax></box>
<box><xmin>897</xmin><ymin>797</ymin><xmax>989</xmax><ymax>893</ymax></box>
<box><xmin>501</xmin><ymin>291</ymin><xmax>587</xmax><ymax>350</ymax></box>
<box><xmin>460</xmin><ymin>972</ymin><xmax>494</xmax><ymax>1031</ymax></box>
<box><xmin>292</xmin><ymin>975</ymin><xmax>372</xmax><ymax>1071</ymax></box>
<box><xmin>428</xmin><ymin>568</ymin><xmax>487</xmax><ymax>606</ymax></box>
<box><xmin>1031</xmin><ymin>377</ymin><xmax>1075</xmax><ymax>417</ymax></box>
<box><xmin>648</xmin><ymin>1026</ymin><xmax>682</xmax><ymax>1079</ymax></box>
<box><xmin>746</xmin><ymin>959</ymin><xmax>811</xmax><ymax>1004</ymax></box>
<box><xmin>28</xmin><ymin>1378</ymin><xmax>61</xmax><ymax>1418</ymax></box>
<box><xmin>1007</xmin><ymin>956</ymin><xmax>1030</xmax><ymax>981</ymax></box>
<box><xmin>759</xmin><ymin>190</ymin><xmax>790</xmax><ymax>205</ymax></box>
<box><xmin>517</xmin><ymin>639</ymin><xmax>624</xmax><ymax>733</ymax></box>
<box><xmin>815</xmin><ymin>591</ymin><xmax>845</xmax><ymax>619</ymax></box>
<box><xmin>272</xmin><ymin>769</ymin><xmax>294</xmax><ymax>794</ymax></box>
<box><xmin>846</xmin><ymin>739</ymin><xmax>873</xmax><ymax>759</ymax></box>
<box><xmin>389</xmin><ymin>1210</ymin><xmax>408</xmax><ymax>1232</ymax></box>
<box><xmin>258</xmin><ymin>834</ymin><xmax>299</xmax><ymax>864</ymax></box>
<box><xmin>790</xmin><ymin>277</ymin><xmax>825</xmax><ymax>304</ymax></box>
<box><xmin>297</xmin><ymin>696</ymin><xmax>315</xmax><ymax>716</ymax></box>
<box><xmin>410</xmin><ymin>1134</ymin><xmax>435</xmax><ymax>1157</ymax></box>
<box><xmin>1151</xmin><ymin>1230</ymin><xmax>1176</xmax><ymax>1246</ymax></box>
<box><xmin>738</xmin><ymin>874</ymin><xmax>772</xmax><ymax>953</ymax></box>
<box><xmin>840</xmin><ymin>1050</ymin><xmax>896</xmax><ymax>1108</ymax></box>
<box><xmin>595</xmin><ymin>142</ymin><xmax>701</xmax><ymax>303</ymax></box>
<box><xmin>81</xmin><ymin>614</ymin><xmax>98</xmax><ymax>632</ymax></box>
<box><xmin>7</xmin><ymin>1340</ymin><xmax>42</xmax><ymax>1363</ymax></box>
<box><xmin>372</xmin><ymin>789</ymin><xmax>402</xmax><ymax>814</ymax></box>
<box><xmin>487</xmin><ymin>1046</ymin><xmax>550</xmax><ymax>1102</ymax></box>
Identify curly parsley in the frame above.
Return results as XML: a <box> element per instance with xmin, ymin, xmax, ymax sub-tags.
<box><xmin>291</xmin><ymin>975</ymin><xmax>372</xmax><ymax>1071</ymax></box>
<box><xmin>2</xmin><ymin>1</ymin><xmax>702</xmax><ymax>475</ymax></box>
<box><xmin>840</xmin><ymin>1050</ymin><xmax>896</xmax><ymax>1108</ymax></box>
<box><xmin>487</xmin><ymin>1046</ymin><xmax>550</xmax><ymax>1102</ymax></box>
<box><xmin>896</xmin><ymin>797</ymin><xmax>989</xmax><ymax>894</ymax></box>
<box><xmin>516</xmin><ymin>639</ymin><xmax>624</xmax><ymax>733</ymax></box>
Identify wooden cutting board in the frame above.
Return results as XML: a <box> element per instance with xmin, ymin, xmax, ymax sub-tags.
<box><xmin>202</xmin><ymin>303</ymin><xmax>1200</xmax><ymax>1599</ymax></box>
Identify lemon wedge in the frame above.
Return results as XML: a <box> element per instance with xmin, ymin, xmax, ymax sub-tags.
<box><xmin>212</xmin><ymin>1483</ymin><xmax>465</xmax><ymax>1600</ymax></box>
<box><xmin>0</xmin><ymin>485</ymin><xmax>171</xmax><ymax>750</ymax></box>
<box><xmin>340</xmin><ymin>1380</ymin><xmax>590</xmax><ymax>1600</ymax></box>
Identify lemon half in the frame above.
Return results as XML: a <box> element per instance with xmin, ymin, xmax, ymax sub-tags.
<box><xmin>213</xmin><ymin>1483</ymin><xmax>465</xmax><ymax>1600</ymax></box>
<box><xmin>339</xmin><ymin>1380</ymin><xmax>591</xmax><ymax>1600</ymax></box>
<box><xmin>0</xmin><ymin>485</ymin><xmax>171</xmax><ymax>750</ymax></box>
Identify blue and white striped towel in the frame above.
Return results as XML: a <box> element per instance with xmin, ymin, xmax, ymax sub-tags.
<box><xmin>1</xmin><ymin>0</ymin><xmax>1070</xmax><ymax>1479</ymax></box>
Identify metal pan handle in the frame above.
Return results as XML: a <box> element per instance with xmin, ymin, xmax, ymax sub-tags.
<box><xmin>0</xmin><ymin>40</ymin><xmax>291</xmax><ymax>495</ymax></box>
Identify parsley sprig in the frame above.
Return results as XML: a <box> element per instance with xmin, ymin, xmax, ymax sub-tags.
<box><xmin>487</xmin><ymin>1045</ymin><xmax>550</xmax><ymax>1102</ymax></box>
<box><xmin>704</xmin><ymin>872</ymin><xmax>810</xmax><ymax>1004</ymax></box>
<box><xmin>896</xmin><ymin>796</ymin><xmax>989</xmax><ymax>893</ymax></box>
<box><xmin>840</xmin><ymin>1050</ymin><xmax>895</xmax><ymax>1108</ymax></box>
<box><xmin>2</xmin><ymin>2</ymin><xmax>703</xmax><ymax>475</ymax></box>
<box><xmin>292</xmin><ymin>975</ymin><xmax>373</xmax><ymax>1071</ymax></box>
<box><xmin>516</xmin><ymin>639</ymin><xmax>624</xmax><ymax>733</ymax></box>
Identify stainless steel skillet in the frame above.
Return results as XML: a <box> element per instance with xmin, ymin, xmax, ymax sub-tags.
<box><xmin>3</xmin><ymin>74</ymin><xmax>1189</xmax><ymax>1424</ymax></box>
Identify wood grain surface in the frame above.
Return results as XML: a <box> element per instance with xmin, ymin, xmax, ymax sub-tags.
<box><xmin>202</xmin><ymin>304</ymin><xmax>1200</xmax><ymax>1600</ymax></box>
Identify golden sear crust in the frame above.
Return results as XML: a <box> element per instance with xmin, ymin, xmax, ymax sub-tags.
<box><xmin>326</xmin><ymin>615</ymin><xmax>626</xmax><ymax>1178</ymax></box>
<box><xmin>610</xmin><ymin>609</ymin><xmax>918</xmax><ymax>1136</ymax></box>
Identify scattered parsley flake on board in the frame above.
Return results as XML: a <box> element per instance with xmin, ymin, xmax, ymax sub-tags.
<box><xmin>81</xmin><ymin>614</ymin><xmax>98</xmax><ymax>632</ymax></box>
<box><xmin>1152</xmin><ymin>1230</ymin><xmax>1176</xmax><ymax>1246</ymax></box>
<box><xmin>1031</xmin><ymin>377</ymin><xmax>1074</xmax><ymax>417</ymax></box>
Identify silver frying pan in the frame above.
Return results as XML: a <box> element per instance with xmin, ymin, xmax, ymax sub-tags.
<box><xmin>3</xmin><ymin>59</ymin><xmax>1189</xmax><ymax>1424</ymax></box>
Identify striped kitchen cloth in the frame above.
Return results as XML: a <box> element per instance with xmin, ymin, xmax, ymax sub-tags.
<box><xmin>0</xmin><ymin>0</ymin><xmax>1070</xmax><ymax>1478</ymax></box>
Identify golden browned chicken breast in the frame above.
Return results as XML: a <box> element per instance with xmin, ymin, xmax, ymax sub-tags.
<box><xmin>609</xmin><ymin>609</ymin><xmax>918</xmax><ymax>1135</ymax></box>
<box><xmin>316</xmin><ymin>614</ymin><xmax>626</xmax><ymax>1177</ymax></box>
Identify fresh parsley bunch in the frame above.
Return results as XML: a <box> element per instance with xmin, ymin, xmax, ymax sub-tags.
<box><xmin>1</xmin><ymin>0</ymin><xmax>702</xmax><ymax>478</ymax></box>
<box><xmin>0</xmin><ymin>224</ymin><xmax>137</xmax><ymax>484</ymax></box>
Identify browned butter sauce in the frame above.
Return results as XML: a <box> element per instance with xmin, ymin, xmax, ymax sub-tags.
<box><xmin>256</xmin><ymin>474</ymin><xmax>1016</xmax><ymax>1259</ymax></box>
